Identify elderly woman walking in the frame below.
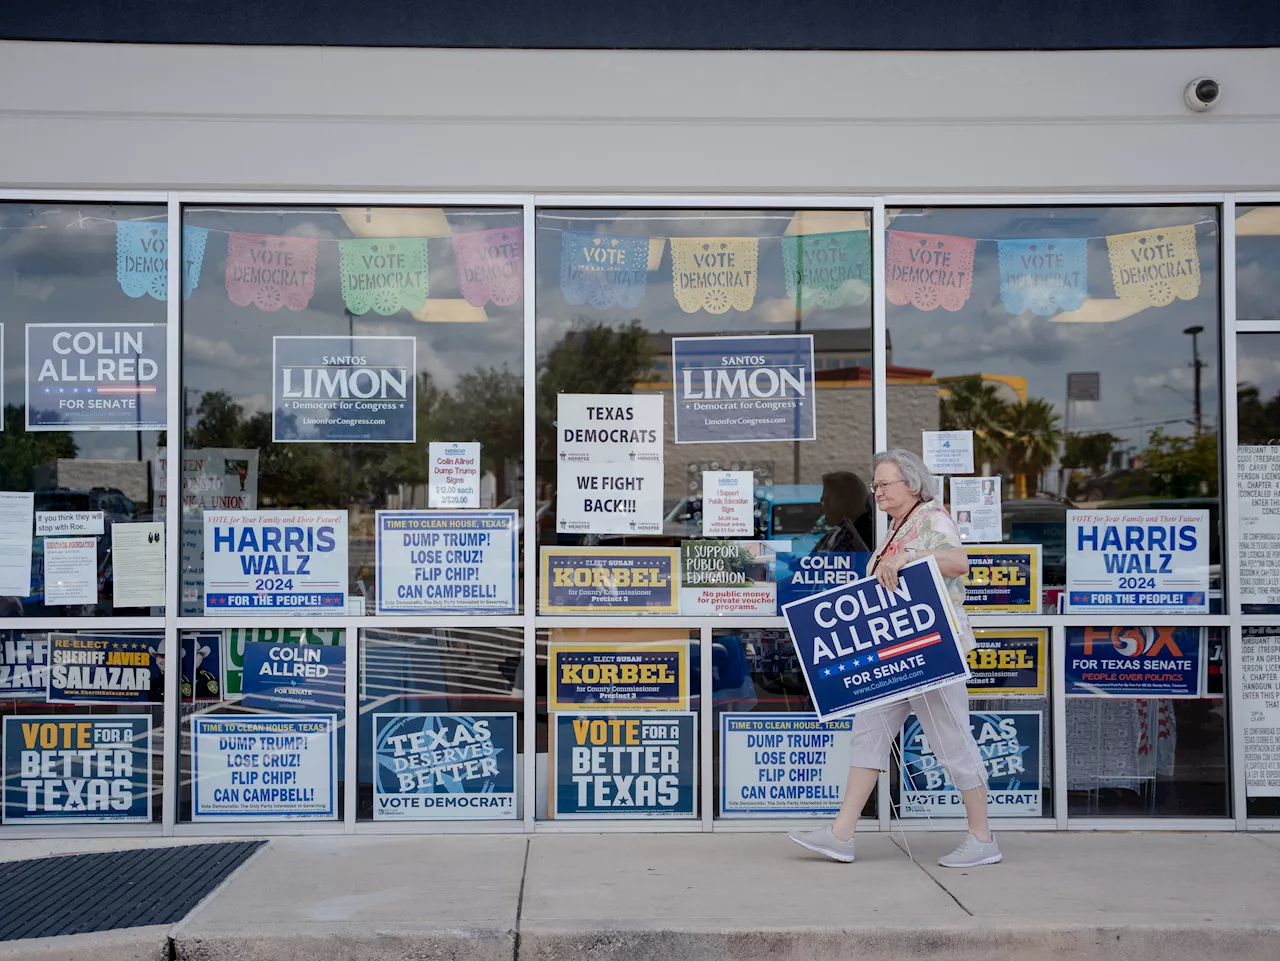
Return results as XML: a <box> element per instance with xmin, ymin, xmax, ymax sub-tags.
<box><xmin>789</xmin><ymin>449</ymin><xmax>1002</xmax><ymax>868</ymax></box>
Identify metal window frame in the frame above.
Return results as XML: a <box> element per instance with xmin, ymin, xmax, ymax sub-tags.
<box><xmin>0</xmin><ymin>188</ymin><xmax>1254</xmax><ymax>838</ymax></box>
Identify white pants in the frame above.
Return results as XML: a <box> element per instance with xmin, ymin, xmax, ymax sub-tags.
<box><xmin>847</xmin><ymin>680</ymin><xmax>986</xmax><ymax>791</ymax></box>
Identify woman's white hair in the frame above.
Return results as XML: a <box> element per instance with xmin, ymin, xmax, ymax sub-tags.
<box><xmin>872</xmin><ymin>448</ymin><xmax>937</xmax><ymax>501</ymax></box>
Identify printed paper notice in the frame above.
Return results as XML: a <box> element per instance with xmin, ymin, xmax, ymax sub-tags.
<box><xmin>922</xmin><ymin>430</ymin><xmax>974</xmax><ymax>475</ymax></box>
<box><xmin>0</xmin><ymin>492</ymin><xmax>33</xmax><ymax>598</ymax></box>
<box><xmin>112</xmin><ymin>522</ymin><xmax>165</xmax><ymax>608</ymax></box>
<box><xmin>429</xmin><ymin>442</ymin><xmax>481</xmax><ymax>509</ymax></box>
<box><xmin>950</xmin><ymin>476</ymin><xmax>1002</xmax><ymax>543</ymax></box>
<box><xmin>702</xmin><ymin>471</ymin><xmax>753</xmax><ymax>537</ymax></box>
<box><xmin>1243</xmin><ymin>626</ymin><xmax>1280</xmax><ymax>798</ymax></box>
<box><xmin>1238</xmin><ymin>446</ymin><xmax>1280</xmax><ymax>606</ymax></box>
<box><xmin>35</xmin><ymin>511</ymin><xmax>104</xmax><ymax>537</ymax></box>
<box><xmin>43</xmin><ymin>538</ymin><xmax>97</xmax><ymax>606</ymax></box>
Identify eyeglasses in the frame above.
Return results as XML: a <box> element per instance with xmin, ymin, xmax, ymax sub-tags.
<box><xmin>870</xmin><ymin>479</ymin><xmax>908</xmax><ymax>493</ymax></box>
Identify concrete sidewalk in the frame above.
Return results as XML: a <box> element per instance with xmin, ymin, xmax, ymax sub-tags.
<box><xmin>3</xmin><ymin>831</ymin><xmax>1280</xmax><ymax>960</ymax></box>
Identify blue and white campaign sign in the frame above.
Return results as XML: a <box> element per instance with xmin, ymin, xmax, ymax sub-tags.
<box><xmin>782</xmin><ymin>557</ymin><xmax>970</xmax><ymax>722</ymax></box>
<box><xmin>551</xmin><ymin>712</ymin><xmax>697</xmax><ymax>818</ymax></box>
<box><xmin>1065</xmin><ymin>510</ymin><xmax>1209</xmax><ymax>614</ymax></box>
<box><xmin>900</xmin><ymin>711</ymin><xmax>1042</xmax><ymax>818</ymax></box>
<box><xmin>192</xmin><ymin>713</ymin><xmax>337</xmax><ymax>821</ymax></box>
<box><xmin>203</xmin><ymin>510</ymin><xmax>348</xmax><ymax>615</ymax></box>
<box><xmin>372</xmin><ymin>713</ymin><xmax>517</xmax><ymax>821</ymax></box>
<box><xmin>46</xmin><ymin>633</ymin><xmax>160</xmax><ymax>704</ymax></box>
<box><xmin>672</xmin><ymin>334</ymin><xmax>815</xmax><ymax>444</ymax></box>
<box><xmin>0</xmin><ymin>632</ymin><xmax>49</xmax><ymax>700</ymax></box>
<box><xmin>776</xmin><ymin>552</ymin><xmax>872</xmax><ymax>609</ymax></box>
<box><xmin>240</xmin><ymin>641</ymin><xmax>346</xmax><ymax>711</ymax></box>
<box><xmin>375</xmin><ymin>510</ymin><xmax>517</xmax><ymax>614</ymax></box>
<box><xmin>26</xmin><ymin>324</ymin><xmax>166</xmax><ymax>431</ymax></box>
<box><xmin>1065</xmin><ymin>626</ymin><xmax>1204</xmax><ymax>698</ymax></box>
<box><xmin>719</xmin><ymin>713</ymin><xmax>853</xmax><ymax>818</ymax></box>
<box><xmin>3</xmin><ymin>714</ymin><xmax>151</xmax><ymax>824</ymax></box>
<box><xmin>272</xmin><ymin>335</ymin><xmax>416</xmax><ymax>443</ymax></box>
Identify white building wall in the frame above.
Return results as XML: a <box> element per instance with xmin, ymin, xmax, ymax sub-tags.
<box><xmin>0</xmin><ymin>43</ymin><xmax>1277</xmax><ymax>192</ymax></box>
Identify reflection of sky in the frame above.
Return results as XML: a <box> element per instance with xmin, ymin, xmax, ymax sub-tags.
<box><xmin>182</xmin><ymin>207</ymin><xmax>524</xmax><ymax>417</ymax></box>
<box><xmin>535</xmin><ymin>209</ymin><xmax>872</xmax><ymax>360</ymax></box>
<box><xmin>886</xmin><ymin>206</ymin><xmax>1221</xmax><ymax>453</ymax></box>
<box><xmin>0</xmin><ymin>203</ymin><xmax>166</xmax><ymax>464</ymax></box>
<box><xmin>1237</xmin><ymin>206</ymin><xmax>1280</xmax><ymax>322</ymax></box>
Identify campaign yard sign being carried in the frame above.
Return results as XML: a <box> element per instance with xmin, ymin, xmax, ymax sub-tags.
<box><xmin>782</xmin><ymin>557</ymin><xmax>970</xmax><ymax>722</ymax></box>
<box><xmin>1066</xmin><ymin>510</ymin><xmax>1209</xmax><ymax>614</ymax></box>
<box><xmin>671</xmin><ymin>334</ymin><xmax>815</xmax><ymax>444</ymax></box>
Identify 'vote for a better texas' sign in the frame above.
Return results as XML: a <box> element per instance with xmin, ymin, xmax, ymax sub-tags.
<box><xmin>782</xmin><ymin>557</ymin><xmax>970</xmax><ymax>722</ymax></box>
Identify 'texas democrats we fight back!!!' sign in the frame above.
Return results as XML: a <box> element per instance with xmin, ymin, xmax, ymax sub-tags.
<box><xmin>782</xmin><ymin>557</ymin><xmax>970</xmax><ymax>722</ymax></box>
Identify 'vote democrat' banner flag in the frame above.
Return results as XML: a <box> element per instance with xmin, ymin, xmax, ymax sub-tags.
<box><xmin>782</xmin><ymin>557</ymin><xmax>970</xmax><ymax>722</ymax></box>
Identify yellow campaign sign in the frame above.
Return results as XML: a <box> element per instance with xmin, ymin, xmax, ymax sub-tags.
<box><xmin>966</xmin><ymin>630</ymin><xmax>1047</xmax><ymax>697</ymax></box>
<box><xmin>1106</xmin><ymin>224</ymin><xmax>1201</xmax><ymax>307</ymax></box>
<box><xmin>540</xmin><ymin>547</ymin><xmax>680</xmax><ymax>614</ymax></box>
<box><xmin>963</xmin><ymin>544</ymin><xmax>1041</xmax><ymax>613</ymax></box>
<box><xmin>548</xmin><ymin>640</ymin><xmax>690</xmax><ymax>712</ymax></box>
<box><xmin>669</xmin><ymin>238</ymin><xmax>758</xmax><ymax>313</ymax></box>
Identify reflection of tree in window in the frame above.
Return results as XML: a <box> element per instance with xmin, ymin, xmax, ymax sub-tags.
<box><xmin>1238</xmin><ymin>382</ymin><xmax>1280</xmax><ymax>445</ymax></box>
<box><xmin>0</xmin><ymin>405</ymin><xmax>76</xmax><ymax>489</ymax></box>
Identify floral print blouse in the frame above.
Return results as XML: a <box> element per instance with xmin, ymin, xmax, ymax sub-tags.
<box><xmin>868</xmin><ymin>500</ymin><xmax>976</xmax><ymax>652</ymax></box>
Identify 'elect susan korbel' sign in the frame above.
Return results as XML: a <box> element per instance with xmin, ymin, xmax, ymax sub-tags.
<box><xmin>203</xmin><ymin>511</ymin><xmax>348</xmax><ymax>615</ymax></box>
<box><xmin>672</xmin><ymin>334</ymin><xmax>815</xmax><ymax>444</ymax></box>
<box><xmin>273</xmin><ymin>336</ymin><xmax>416</xmax><ymax>443</ymax></box>
<box><xmin>782</xmin><ymin>557</ymin><xmax>970</xmax><ymax>722</ymax></box>
<box><xmin>1066</xmin><ymin>510</ymin><xmax>1208</xmax><ymax>614</ymax></box>
<box><xmin>26</xmin><ymin>324</ymin><xmax>166</xmax><ymax>431</ymax></box>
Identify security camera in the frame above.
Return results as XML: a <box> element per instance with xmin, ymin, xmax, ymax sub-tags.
<box><xmin>1184</xmin><ymin>77</ymin><xmax>1220</xmax><ymax>112</ymax></box>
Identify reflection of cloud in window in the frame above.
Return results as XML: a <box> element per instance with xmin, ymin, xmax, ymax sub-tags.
<box><xmin>1237</xmin><ymin>350</ymin><xmax>1280</xmax><ymax>399</ymax></box>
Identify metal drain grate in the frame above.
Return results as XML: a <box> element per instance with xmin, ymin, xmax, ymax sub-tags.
<box><xmin>0</xmin><ymin>840</ymin><xmax>265</xmax><ymax>941</ymax></box>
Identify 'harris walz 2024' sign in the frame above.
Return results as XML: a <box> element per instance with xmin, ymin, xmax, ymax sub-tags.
<box><xmin>26</xmin><ymin>324</ymin><xmax>166</xmax><ymax>431</ymax></box>
<box><xmin>273</xmin><ymin>336</ymin><xmax>416</xmax><ymax>443</ymax></box>
<box><xmin>782</xmin><ymin>557</ymin><xmax>970</xmax><ymax>722</ymax></box>
<box><xmin>672</xmin><ymin>334</ymin><xmax>815</xmax><ymax>444</ymax></box>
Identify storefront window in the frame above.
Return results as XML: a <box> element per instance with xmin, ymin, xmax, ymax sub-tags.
<box><xmin>180</xmin><ymin>206</ymin><xmax>524</xmax><ymax>616</ymax></box>
<box><xmin>357</xmin><ymin>627</ymin><xmax>524</xmax><ymax>822</ymax></box>
<box><xmin>179</xmin><ymin>627</ymin><xmax>347</xmax><ymax>823</ymax></box>
<box><xmin>0</xmin><ymin>202</ymin><xmax>169</xmax><ymax>618</ymax></box>
<box><xmin>534</xmin><ymin>209</ymin><xmax>873</xmax><ymax>617</ymax></box>
<box><xmin>1236</xmin><ymin>204</ymin><xmax>1280</xmax><ymax>322</ymax></box>
<box><xmin>1063</xmin><ymin>625</ymin><xmax>1227</xmax><ymax>817</ymax></box>
<box><xmin>2</xmin><ymin>629</ymin><xmax>165</xmax><ymax>827</ymax></box>
<box><xmin>885</xmin><ymin>206</ymin><xmax>1222</xmax><ymax>608</ymax></box>
<box><xmin>536</xmin><ymin>628</ymin><xmax>700</xmax><ymax>820</ymax></box>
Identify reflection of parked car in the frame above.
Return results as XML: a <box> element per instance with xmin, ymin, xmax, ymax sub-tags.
<box><xmin>1002</xmin><ymin>495</ymin><xmax>1074</xmax><ymax>587</ymax></box>
<box><xmin>1076</xmin><ymin>468</ymin><xmax>1151</xmax><ymax>503</ymax></box>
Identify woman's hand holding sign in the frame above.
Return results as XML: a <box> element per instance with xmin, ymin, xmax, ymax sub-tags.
<box><xmin>874</xmin><ymin>547</ymin><xmax>910</xmax><ymax>593</ymax></box>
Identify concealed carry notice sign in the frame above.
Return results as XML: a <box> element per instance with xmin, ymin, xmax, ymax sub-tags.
<box><xmin>672</xmin><ymin>334</ymin><xmax>815</xmax><ymax>444</ymax></box>
<box><xmin>719</xmin><ymin>713</ymin><xmax>853</xmax><ymax>818</ymax></box>
<box><xmin>1237</xmin><ymin>446</ymin><xmax>1280</xmax><ymax>607</ymax></box>
<box><xmin>901</xmin><ymin>711</ymin><xmax>1042</xmax><ymax>817</ymax></box>
<box><xmin>203</xmin><ymin>510</ymin><xmax>348</xmax><ymax>615</ymax></box>
<box><xmin>273</xmin><ymin>336</ymin><xmax>415</xmax><ymax>443</ymax></box>
<box><xmin>376</xmin><ymin>510</ymin><xmax>517</xmax><ymax>614</ymax></box>
<box><xmin>3</xmin><ymin>714</ymin><xmax>152</xmax><ymax>824</ymax></box>
<box><xmin>549</xmin><ymin>641</ymin><xmax>689</xmax><ymax>711</ymax></box>
<box><xmin>1242</xmin><ymin>626</ymin><xmax>1280</xmax><ymax>797</ymax></box>
<box><xmin>540</xmin><ymin>548</ymin><xmax>679</xmax><ymax>613</ymax></box>
<box><xmin>1065</xmin><ymin>510</ymin><xmax>1208</xmax><ymax>614</ymax></box>
<box><xmin>26</xmin><ymin>323</ymin><xmax>166</xmax><ymax>431</ymax></box>
<box><xmin>192</xmin><ymin>713</ymin><xmax>337</xmax><ymax>821</ymax></box>
<box><xmin>782</xmin><ymin>557</ymin><xmax>970</xmax><ymax>721</ymax></box>
<box><xmin>551</xmin><ymin>712</ymin><xmax>697</xmax><ymax>818</ymax></box>
<box><xmin>372</xmin><ymin>713</ymin><xmax>518</xmax><ymax>821</ymax></box>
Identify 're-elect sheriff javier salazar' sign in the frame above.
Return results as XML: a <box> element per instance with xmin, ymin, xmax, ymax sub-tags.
<box><xmin>782</xmin><ymin>557</ymin><xmax>970</xmax><ymax>722</ymax></box>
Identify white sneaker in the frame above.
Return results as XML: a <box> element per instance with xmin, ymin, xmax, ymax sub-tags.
<box><xmin>788</xmin><ymin>825</ymin><xmax>856</xmax><ymax>863</ymax></box>
<box><xmin>938</xmin><ymin>833</ymin><xmax>1002</xmax><ymax>868</ymax></box>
